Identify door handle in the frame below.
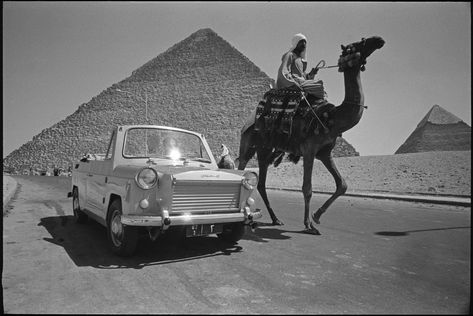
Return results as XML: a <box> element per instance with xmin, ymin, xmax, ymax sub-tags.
<box><xmin>87</xmin><ymin>174</ymin><xmax>93</xmax><ymax>177</ymax></box>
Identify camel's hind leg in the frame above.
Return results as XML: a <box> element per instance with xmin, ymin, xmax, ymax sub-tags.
<box><xmin>312</xmin><ymin>148</ymin><xmax>347</xmax><ymax>224</ymax></box>
<box><xmin>257</xmin><ymin>148</ymin><xmax>283</xmax><ymax>226</ymax></box>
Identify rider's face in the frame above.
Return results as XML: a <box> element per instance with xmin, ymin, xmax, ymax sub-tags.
<box><xmin>296</xmin><ymin>39</ymin><xmax>306</xmax><ymax>51</ymax></box>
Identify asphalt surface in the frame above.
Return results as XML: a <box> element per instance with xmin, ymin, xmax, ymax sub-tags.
<box><xmin>2</xmin><ymin>175</ymin><xmax>471</xmax><ymax>314</ymax></box>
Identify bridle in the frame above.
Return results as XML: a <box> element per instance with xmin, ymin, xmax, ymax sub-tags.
<box><xmin>315</xmin><ymin>37</ymin><xmax>368</xmax><ymax>72</ymax></box>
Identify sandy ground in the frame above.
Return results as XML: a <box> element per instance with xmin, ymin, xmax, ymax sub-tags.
<box><xmin>260</xmin><ymin>150</ymin><xmax>471</xmax><ymax>197</ymax></box>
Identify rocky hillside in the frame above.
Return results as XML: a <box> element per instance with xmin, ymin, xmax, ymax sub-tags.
<box><xmin>3</xmin><ymin>28</ymin><xmax>358</xmax><ymax>173</ymax></box>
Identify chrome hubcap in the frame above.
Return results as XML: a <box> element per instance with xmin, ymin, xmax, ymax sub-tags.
<box><xmin>110</xmin><ymin>211</ymin><xmax>123</xmax><ymax>246</ymax></box>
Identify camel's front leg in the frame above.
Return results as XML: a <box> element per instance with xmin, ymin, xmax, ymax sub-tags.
<box><xmin>302</xmin><ymin>152</ymin><xmax>320</xmax><ymax>235</ymax></box>
<box><xmin>257</xmin><ymin>149</ymin><xmax>283</xmax><ymax>226</ymax></box>
<box><xmin>237</xmin><ymin>127</ymin><xmax>257</xmax><ymax>170</ymax></box>
<box><xmin>312</xmin><ymin>154</ymin><xmax>347</xmax><ymax>224</ymax></box>
<box><xmin>302</xmin><ymin>154</ymin><xmax>314</xmax><ymax>229</ymax></box>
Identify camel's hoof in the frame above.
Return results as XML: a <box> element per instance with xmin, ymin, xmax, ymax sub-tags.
<box><xmin>311</xmin><ymin>212</ymin><xmax>321</xmax><ymax>225</ymax></box>
<box><xmin>272</xmin><ymin>219</ymin><xmax>284</xmax><ymax>226</ymax></box>
<box><xmin>303</xmin><ymin>223</ymin><xmax>321</xmax><ymax>235</ymax></box>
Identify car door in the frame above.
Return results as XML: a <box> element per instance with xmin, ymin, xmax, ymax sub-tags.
<box><xmin>85</xmin><ymin>131</ymin><xmax>116</xmax><ymax>217</ymax></box>
<box><xmin>85</xmin><ymin>160</ymin><xmax>105</xmax><ymax>215</ymax></box>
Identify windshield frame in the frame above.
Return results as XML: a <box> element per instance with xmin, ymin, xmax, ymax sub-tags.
<box><xmin>121</xmin><ymin>126</ymin><xmax>214</xmax><ymax>164</ymax></box>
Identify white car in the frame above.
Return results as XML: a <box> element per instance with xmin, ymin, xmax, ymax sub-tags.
<box><xmin>68</xmin><ymin>125</ymin><xmax>261</xmax><ymax>256</ymax></box>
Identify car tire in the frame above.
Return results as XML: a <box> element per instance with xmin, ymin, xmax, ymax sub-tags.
<box><xmin>217</xmin><ymin>222</ymin><xmax>246</xmax><ymax>243</ymax></box>
<box><xmin>72</xmin><ymin>188</ymin><xmax>88</xmax><ymax>224</ymax></box>
<box><xmin>107</xmin><ymin>199</ymin><xmax>139</xmax><ymax>257</ymax></box>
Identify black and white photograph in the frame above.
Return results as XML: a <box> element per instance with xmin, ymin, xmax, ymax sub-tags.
<box><xmin>2</xmin><ymin>2</ymin><xmax>470</xmax><ymax>314</ymax></box>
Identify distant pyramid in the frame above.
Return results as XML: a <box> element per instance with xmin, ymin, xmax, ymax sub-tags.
<box><xmin>395</xmin><ymin>104</ymin><xmax>471</xmax><ymax>154</ymax></box>
<box><xmin>4</xmin><ymin>28</ymin><xmax>358</xmax><ymax>173</ymax></box>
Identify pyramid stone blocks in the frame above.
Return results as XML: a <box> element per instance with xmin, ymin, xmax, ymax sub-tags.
<box><xmin>395</xmin><ymin>105</ymin><xmax>471</xmax><ymax>154</ymax></box>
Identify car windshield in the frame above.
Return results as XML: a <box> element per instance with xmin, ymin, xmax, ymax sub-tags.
<box><xmin>123</xmin><ymin>128</ymin><xmax>212</xmax><ymax>163</ymax></box>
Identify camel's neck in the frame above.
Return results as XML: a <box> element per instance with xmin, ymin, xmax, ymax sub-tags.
<box><xmin>333</xmin><ymin>68</ymin><xmax>365</xmax><ymax>133</ymax></box>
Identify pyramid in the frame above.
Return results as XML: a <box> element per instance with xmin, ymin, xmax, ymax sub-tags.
<box><xmin>4</xmin><ymin>28</ymin><xmax>358</xmax><ymax>173</ymax></box>
<box><xmin>395</xmin><ymin>104</ymin><xmax>471</xmax><ymax>154</ymax></box>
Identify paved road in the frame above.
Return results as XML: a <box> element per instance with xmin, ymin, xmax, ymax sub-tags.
<box><xmin>3</xmin><ymin>176</ymin><xmax>471</xmax><ymax>314</ymax></box>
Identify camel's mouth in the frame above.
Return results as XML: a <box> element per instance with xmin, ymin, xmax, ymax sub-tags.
<box><xmin>366</xmin><ymin>36</ymin><xmax>385</xmax><ymax>50</ymax></box>
<box><xmin>374</xmin><ymin>37</ymin><xmax>385</xmax><ymax>49</ymax></box>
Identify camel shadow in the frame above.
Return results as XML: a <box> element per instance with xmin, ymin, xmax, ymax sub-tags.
<box><xmin>375</xmin><ymin>226</ymin><xmax>471</xmax><ymax>237</ymax></box>
<box><xmin>242</xmin><ymin>221</ymin><xmax>320</xmax><ymax>242</ymax></box>
<box><xmin>38</xmin><ymin>215</ymin><xmax>243</xmax><ymax>269</ymax></box>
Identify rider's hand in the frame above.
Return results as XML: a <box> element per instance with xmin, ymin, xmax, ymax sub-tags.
<box><xmin>307</xmin><ymin>67</ymin><xmax>318</xmax><ymax>79</ymax></box>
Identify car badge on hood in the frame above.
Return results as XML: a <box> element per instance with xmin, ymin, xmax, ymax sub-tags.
<box><xmin>201</xmin><ymin>174</ymin><xmax>220</xmax><ymax>178</ymax></box>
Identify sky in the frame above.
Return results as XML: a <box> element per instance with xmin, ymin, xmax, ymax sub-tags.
<box><xmin>3</xmin><ymin>1</ymin><xmax>471</xmax><ymax>158</ymax></box>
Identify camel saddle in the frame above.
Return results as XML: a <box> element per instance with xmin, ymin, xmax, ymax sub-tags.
<box><xmin>254</xmin><ymin>86</ymin><xmax>335</xmax><ymax>139</ymax></box>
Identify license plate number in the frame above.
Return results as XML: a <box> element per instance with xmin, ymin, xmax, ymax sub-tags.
<box><xmin>186</xmin><ymin>224</ymin><xmax>223</xmax><ymax>237</ymax></box>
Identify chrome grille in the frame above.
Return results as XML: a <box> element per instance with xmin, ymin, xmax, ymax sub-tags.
<box><xmin>171</xmin><ymin>181</ymin><xmax>241</xmax><ymax>213</ymax></box>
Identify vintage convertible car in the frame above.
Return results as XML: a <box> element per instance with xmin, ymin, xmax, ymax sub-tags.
<box><xmin>68</xmin><ymin>125</ymin><xmax>261</xmax><ymax>256</ymax></box>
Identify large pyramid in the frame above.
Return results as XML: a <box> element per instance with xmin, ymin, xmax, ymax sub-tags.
<box><xmin>395</xmin><ymin>104</ymin><xmax>471</xmax><ymax>154</ymax></box>
<box><xmin>3</xmin><ymin>28</ymin><xmax>358</xmax><ymax>173</ymax></box>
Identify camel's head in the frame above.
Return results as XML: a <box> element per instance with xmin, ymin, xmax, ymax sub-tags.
<box><xmin>341</xmin><ymin>36</ymin><xmax>385</xmax><ymax>57</ymax></box>
<box><xmin>339</xmin><ymin>36</ymin><xmax>385</xmax><ymax>71</ymax></box>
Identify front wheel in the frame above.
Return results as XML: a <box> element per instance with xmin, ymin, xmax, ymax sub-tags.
<box><xmin>107</xmin><ymin>199</ymin><xmax>139</xmax><ymax>256</ymax></box>
<box><xmin>72</xmin><ymin>188</ymin><xmax>88</xmax><ymax>224</ymax></box>
<box><xmin>217</xmin><ymin>222</ymin><xmax>246</xmax><ymax>244</ymax></box>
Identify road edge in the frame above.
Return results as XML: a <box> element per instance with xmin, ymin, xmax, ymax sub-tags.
<box><xmin>267</xmin><ymin>187</ymin><xmax>471</xmax><ymax>207</ymax></box>
<box><xmin>3</xmin><ymin>175</ymin><xmax>19</xmax><ymax>209</ymax></box>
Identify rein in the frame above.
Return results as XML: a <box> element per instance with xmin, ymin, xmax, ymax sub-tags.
<box><xmin>314</xmin><ymin>38</ymin><xmax>368</xmax><ymax>71</ymax></box>
<box><xmin>314</xmin><ymin>60</ymin><xmax>338</xmax><ymax>71</ymax></box>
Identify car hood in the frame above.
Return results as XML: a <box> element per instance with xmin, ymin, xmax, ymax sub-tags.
<box><xmin>113</xmin><ymin>164</ymin><xmax>246</xmax><ymax>181</ymax></box>
<box><xmin>155</xmin><ymin>166</ymin><xmax>245</xmax><ymax>182</ymax></box>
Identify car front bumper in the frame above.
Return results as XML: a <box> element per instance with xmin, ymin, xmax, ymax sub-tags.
<box><xmin>121</xmin><ymin>210</ymin><xmax>262</xmax><ymax>227</ymax></box>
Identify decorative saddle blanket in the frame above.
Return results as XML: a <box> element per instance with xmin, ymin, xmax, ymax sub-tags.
<box><xmin>254</xmin><ymin>87</ymin><xmax>335</xmax><ymax>140</ymax></box>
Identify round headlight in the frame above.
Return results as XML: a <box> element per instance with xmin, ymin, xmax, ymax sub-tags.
<box><xmin>243</xmin><ymin>171</ymin><xmax>258</xmax><ymax>189</ymax></box>
<box><xmin>135</xmin><ymin>168</ymin><xmax>158</xmax><ymax>189</ymax></box>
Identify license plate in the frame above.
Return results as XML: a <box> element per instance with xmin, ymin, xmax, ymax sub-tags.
<box><xmin>186</xmin><ymin>224</ymin><xmax>223</xmax><ymax>237</ymax></box>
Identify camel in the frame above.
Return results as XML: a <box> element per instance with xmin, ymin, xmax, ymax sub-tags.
<box><xmin>237</xmin><ymin>36</ymin><xmax>385</xmax><ymax>234</ymax></box>
<box><xmin>217</xmin><ymin>144</ymin><xmax>236</xmax><ymax>169</ymax></box>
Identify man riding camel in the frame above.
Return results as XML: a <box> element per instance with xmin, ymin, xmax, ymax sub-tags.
<box><xmin>241</xmin><ymin>33</ymin><xmax>328</xmax><ymax>134</ymax></box>
<box><xmin>276</xmin><ymin>33</ymin><xmax>327</xmax><ymax>100</ymax></box>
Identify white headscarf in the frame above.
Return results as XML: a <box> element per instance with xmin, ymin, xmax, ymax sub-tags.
<box><xmin>289</xmin><ymin>33</ymin><xmax>307</xmax><ymax>61</ymax></box>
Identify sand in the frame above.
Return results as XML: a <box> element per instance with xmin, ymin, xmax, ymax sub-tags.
<box><xmin>257</xmin><ymin>151</ymin><xmax>470</xmax><ymax>197</ymax></box>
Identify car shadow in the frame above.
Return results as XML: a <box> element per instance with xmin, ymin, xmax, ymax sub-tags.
<box><xmin>375</xmin><ymin>226</ymin><xmax>471</xmax><ymax>237</ymax></box>
<box><xmin>38</xmin><ymin>215</ymin><xmax>244</xmax><ymax>269</ymax></box>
